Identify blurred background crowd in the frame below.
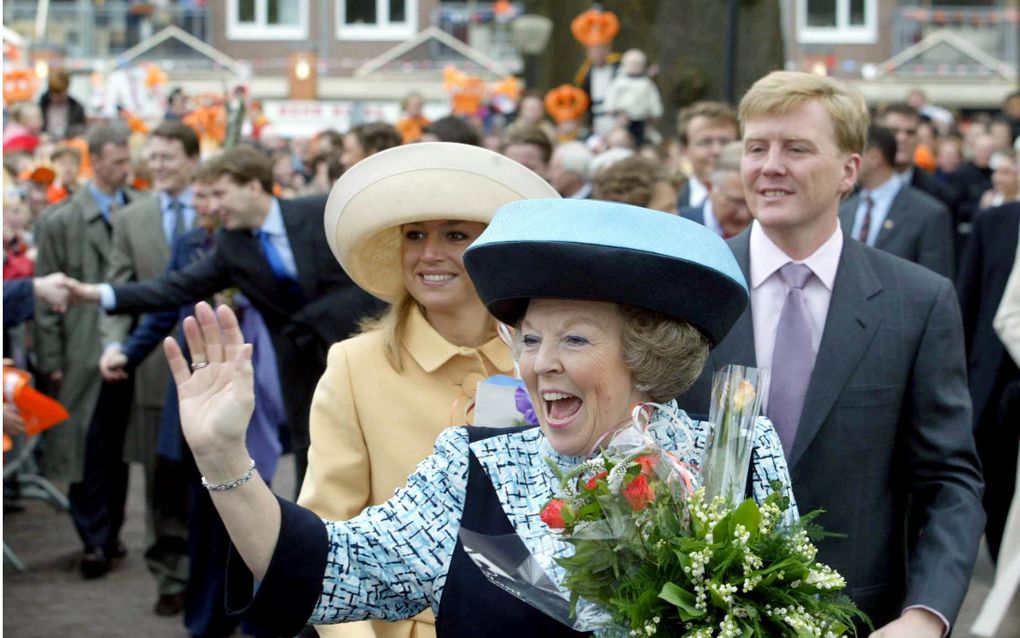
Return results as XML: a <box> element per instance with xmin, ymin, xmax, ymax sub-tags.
<box><xmin>3</xmin><ymin>1</ymin><xmax>1020</xmax><ymax>638</ymax></box>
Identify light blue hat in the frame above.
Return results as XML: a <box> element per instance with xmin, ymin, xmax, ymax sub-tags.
<box><xmin>463</xmin><ymin>199</ymin><xmax>748</xmax><ymax>345</ymax></box>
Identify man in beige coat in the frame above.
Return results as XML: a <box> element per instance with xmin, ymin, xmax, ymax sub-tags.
<box><xmin>98</xmin><ymin>120</ymin><xmax>200</xmax><ymax>614</ymax></box>
<box><xmin>33</xmin><ymin>123</ymin><xmax>139</xmax><ymax>578</ymax></box>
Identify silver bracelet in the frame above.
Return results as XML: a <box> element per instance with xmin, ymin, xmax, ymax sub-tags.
<box><xmin>201</xmin><ymin>459</ymin><xmax>257</xmax><ymax>492</ymax></box>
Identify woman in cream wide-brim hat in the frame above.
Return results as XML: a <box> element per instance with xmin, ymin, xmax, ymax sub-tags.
<box><xmin>298</xmin><ymin>142</ymin><xmax>557</xmax><ymax>638</ymax></box>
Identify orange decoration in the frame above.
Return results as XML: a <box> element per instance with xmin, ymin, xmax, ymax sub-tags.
<box><xmin>144</xmin><ymin>63</ymin><xmax>168</xmax><ymax>89</ymax></box>
<box><xmin>489</xmin><ymin>75</ymin><xmax>522</xmax><ymax>114</ymax></box>
<box><xmin>544</xmin><ymin>85</ymin><xmax>590</xmax><ymax>123</ymax></box>
<box><xmin>3</xmin><ymin>367</ymin><xmax>70</xmax><ymax>438</ymax></box>
<box><xmin>121</xmin><ymin>110</ymin><xmax>150</xmax><ymax>135</ymax></box>
<box><xmin>3</xmin><ymin>68</ymin><xmax>37</xmax><ymax>104</ymax></box>
<box><xmin>443</xmin><ymin>66</ymin><xmax>485</xmax><ymax>117</ymax></box>
<box><xmin>571</xmin><ymin>9</ymin><xmax>620</xmax><ymax>47</ymax></box>
<box><xmin>914</xmin><ymin>144</ymin><xmax>936</xmax><ymax>173</ymax></box>
<box><xmin>46</xmin><ymin>183</ymin><xmax>69</xmax><ymax>204</ymax></box>
<box><xmin>396</xmin><ymin>115</ymin><xmax>430</xmax><ymax>144</ymax></box>
<box><xmin>183</xmin><ymin>104</ymin><xmax>228</xmax><ymax>145</ymax></box>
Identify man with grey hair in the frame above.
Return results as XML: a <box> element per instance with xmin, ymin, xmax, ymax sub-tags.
<box><xmin>548</xmin><ymin>141</ymin><xmax>593</xmax><ymax>199</ymax></box>
<box><xmin>33</xmin><ymin>123</ymin><xmax>142</xmax><ymax>579</ymax></box>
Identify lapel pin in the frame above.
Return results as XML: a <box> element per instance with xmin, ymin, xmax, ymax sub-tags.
<box><xmin>883</xmin><ymin>220</ymin><xmax>894</xmax><ymax>230</ymax></box>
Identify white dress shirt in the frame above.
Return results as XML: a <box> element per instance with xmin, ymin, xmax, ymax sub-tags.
<box><xmin>701</xmin><ymin>197</ymin><xmax>724</xmax><ymax>237</ymax></box>
<box><xmin>688</xmin><ymin>176</ymin><xmax>709</xmax><ymax>209</ymax></box>
<box><xmin>749</xmin><ymin>221</ymin><xmax>844</xmax><ymax>410</ymax></box>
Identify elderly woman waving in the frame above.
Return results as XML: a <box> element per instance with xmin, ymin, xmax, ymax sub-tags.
<box><xmin>164</xmin><ymin>199</ymin><xmax>795</xmax><ymax>637</ymax></box>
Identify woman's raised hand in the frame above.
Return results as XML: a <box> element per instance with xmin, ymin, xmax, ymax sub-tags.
<box><xmin>163</xmin><ymin>302</ymin><xmax>254</xmax><ymax>460</ymax></box>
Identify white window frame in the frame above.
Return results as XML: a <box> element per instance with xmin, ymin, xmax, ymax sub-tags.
<box><xmin>227</xmin><ymin>0</ymin><xmax>309</xmax><ymax>41</ymax></box>
<box><xmin>336</xmin><ymin>0</ymin><xmax>417</xmax><ymax>41</ymax></box>
<box><xmin>797</xmin><ymin>0</ymin><xmax>878</xmax><ymax>45</ymax></box>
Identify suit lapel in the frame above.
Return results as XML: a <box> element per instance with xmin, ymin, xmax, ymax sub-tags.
<box><xmin>715</xmin><ymin>231</ymin><xmax>757</xmax><ymax>369</ymax></box>
<box><xmin>280</xmin><ymin>200</ymin><xmax>316</xmax><ymax>296</ymax></box>
<box><xmin>875</xmin><ymin>188</ymin><xmax>907</xmax><ymax>250</ymax></box>
<box><xmin>140</xmin><ymin>198</ymin><xmax>170</xmax><ymax>265</ymax></box>
<box><xmin>788</xmin><ymin>240</ymin><xmax>883</xmax><ymax>469</ymax></box>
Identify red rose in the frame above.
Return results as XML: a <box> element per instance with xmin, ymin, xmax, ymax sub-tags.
<box><xmin>540</xmin><ymin>499</ymin><xmax>568</xmax><ymax>529</ymax></box>
<box><xmin>585</xmin><ymin>471</ymin><xmax>609</xmax><ymax>491</ymax></box>
<box><xmin>633</xmin><ymin>454</ymin><xmax>657</xmax><ymax>477</ymax></box>
<box><xmin>622</xmin><ymin>474</ymin><xmax>655</xmax><ymax>511</ymax></box>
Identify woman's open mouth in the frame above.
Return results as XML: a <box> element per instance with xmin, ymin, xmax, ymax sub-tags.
<box><xmin>541</xmin><ymin>391</ymin><xmax>583</xmax><ymax>429</ymax></box>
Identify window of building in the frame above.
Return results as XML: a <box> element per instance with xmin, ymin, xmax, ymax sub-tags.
<box><xmin>798</xmin><ymin>0</ymin><xmax>877</xmax><ymax>44</ymax></box>
<box><xmin>337</xmin><ymin>0</ymin><xmax>417</xmax><ymax>40</ymax></box>
<box><xmin>227</xmin><ymin>0</ymin><xmax>308</xmax><ymax>40</ymax></box>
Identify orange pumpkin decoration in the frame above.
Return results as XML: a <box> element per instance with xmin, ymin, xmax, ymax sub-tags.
<box><xmin>571</xmin><ymin>9</ymin><xmax>619</xmax><ymax>47</ymax></box>
<box><xmin>544</xmin><ymin>85</ymin><xmax>590</xmax><ymax>123</ymax></box>
<box><xmin>3</xmin><ymin>69</ymin><xmax>37</xmax><ymax>104</ymax></box>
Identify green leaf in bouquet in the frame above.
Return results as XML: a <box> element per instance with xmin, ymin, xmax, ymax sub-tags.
<box><xmin>731</xmin><ymin>498</ymin><xmax>762</xmax><ymax>540</ymax></box>
<box><xmin>658</xmin><ymin>582</ymin><xmax>705</xmax><ymax>621</ymax></box>
<box><xmin>711</xmin><ymin>512</ymin><xmax>733</xmax><ymax>548</ymax></box>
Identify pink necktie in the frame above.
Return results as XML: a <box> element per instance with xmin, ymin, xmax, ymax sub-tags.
<box><xmin>767</xmin><ymin>263</ymin><xmax>815</xmax><ymax>454</ymax></box>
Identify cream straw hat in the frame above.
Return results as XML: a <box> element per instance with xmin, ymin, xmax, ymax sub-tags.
<box><xmin>323</xmin><ymin>142</ymin><xmax>559</xmax><ymax>301</ymax></box>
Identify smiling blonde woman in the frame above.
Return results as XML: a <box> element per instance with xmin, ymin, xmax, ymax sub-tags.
<box><xmin>298</xmin><ymin>142</ymin><xmax>557</xmax><ymax>638</ymax></box>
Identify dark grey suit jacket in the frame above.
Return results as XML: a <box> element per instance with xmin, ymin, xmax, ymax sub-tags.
<box><xmin>839</xmin><ymin>185</ymin><xmax>955</xmax><ymax>279</ymax></box>
<box><xmin>678</xmin><ymin>230</ymin><xmax>984</xmax><ymax>627</ymax></box>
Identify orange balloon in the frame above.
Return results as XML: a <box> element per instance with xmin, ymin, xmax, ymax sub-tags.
<box><xmin>571</xmin><ymin>9</ymin><xmax>620</xmax><ymax>47</ymax></box>
<box><xmin>3</xmin><ymin>69</ymin><xmax>37</xmax><ymax>104</ymax></box>
<box><xmin>544</xmin><ymin>85</ymin><xmax>590</xmax><ymax>123</ymax></box>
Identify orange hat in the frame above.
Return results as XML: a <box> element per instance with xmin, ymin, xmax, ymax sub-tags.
<box><xmin>571</xmin><ymin>9</ymin><xmax>619</xmax><ymax>47</ymax></box>
<box><xmin>544</xmin><ymin>85</ymin><xmax>590</xmax><ymax>123</ymax></box>
<box><xmin>17</xmin><ymin>164</ymin><xmax>56</xmax><ymax>185</ymax></box>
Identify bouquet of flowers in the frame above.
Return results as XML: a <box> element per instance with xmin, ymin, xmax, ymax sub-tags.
<box><xmin>539</xmin><ymin>365</ymin><xmax>865</xmax><ymax>636</ymax></box>
<box><xmin>462</xmin><ymin>366</ymin><xmax>867</xmax><ymax>637</ymax></box>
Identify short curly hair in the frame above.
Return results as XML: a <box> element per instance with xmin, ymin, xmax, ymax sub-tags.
<box><xmin>591</xmin><ymin>155</ymin><xmax>672</xmax><ymax>208</ymax></box>
<box><xmin>619</xmin><ymin>305</ymin><xmax>710</xmax><ymax>402</ymax></box>
<box><xmin>513</xmin><ymin>303</ymin><xmax>709</xmax><ymax>403</ymax></box>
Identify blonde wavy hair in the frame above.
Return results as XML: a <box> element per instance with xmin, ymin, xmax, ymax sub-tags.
<box><xmin>738</xmin><ymin>71</ymin><xmax>869</xmax><ymax>156</ymax></box>
<box><xmin>359</xmin><ymin>289</ymin><xmax>498</xmax><ymax>372</ymax></box>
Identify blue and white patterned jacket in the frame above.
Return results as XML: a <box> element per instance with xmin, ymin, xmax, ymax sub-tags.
<box><xmin>228</xmin><ymin>401</ymin><xmax>796</xmax><ymax>633</ymax></box>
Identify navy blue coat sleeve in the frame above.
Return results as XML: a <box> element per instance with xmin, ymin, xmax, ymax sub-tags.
<box><xmin>3</xmin><ymin>278</ymin><xmax>35</xmax><ymax>328</ymax></box>
<box><xmin>225</xmin><ymin>496</ymin><xmax>329</xmax><ymax>635</ymax></box>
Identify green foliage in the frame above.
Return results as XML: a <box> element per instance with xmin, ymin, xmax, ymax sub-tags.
<box><xmin>544</xmin><ymin>461</ymin><xmax>869</xmax><ymax>637</ymax></box>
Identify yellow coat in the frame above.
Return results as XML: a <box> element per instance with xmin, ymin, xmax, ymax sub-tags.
<box><xmin>299</xmin><ymin>305</ymin><xmax>513</xmax><ymax>638</ymax></box>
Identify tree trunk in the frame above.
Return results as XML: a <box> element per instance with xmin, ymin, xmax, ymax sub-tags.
<box><xmin>521</xmin><ymin>0</ymin><xmax>784</xmax><ymax>139</ymax></box>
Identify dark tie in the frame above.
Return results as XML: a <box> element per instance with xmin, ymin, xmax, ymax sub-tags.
<box><xmin>767</xmin><ymin>263</ymin><xmax>815</xmax><ymax>455</ymax></box>
<box><xmin>257</xmin><ymin>230</ymin><xmax>296</xmax><ymax>283</ymax></box>
<box><xmin>857</xmin><ymin>194</ymin><xmax>873</xmax><ymax>244</ymax></box>
<box><xmin>169</xmin><ymin>200</ymin><xmax>186</xmax><ymax>245</ymax></box>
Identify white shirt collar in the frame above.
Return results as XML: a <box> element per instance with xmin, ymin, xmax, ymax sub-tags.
<box><xmin>749</xmin><ymin>220</ymin><xmax>843</xmax><ymax>292</ymax></box>
<box><xmin>688</xmin><ymin>176</ymin><xmax>709</xmax><ymax>208</ymax></box>
<box><xmin>258</xmin><ymin>197</ymin><xmax>284</xmax><ymax>236</ymax></box>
